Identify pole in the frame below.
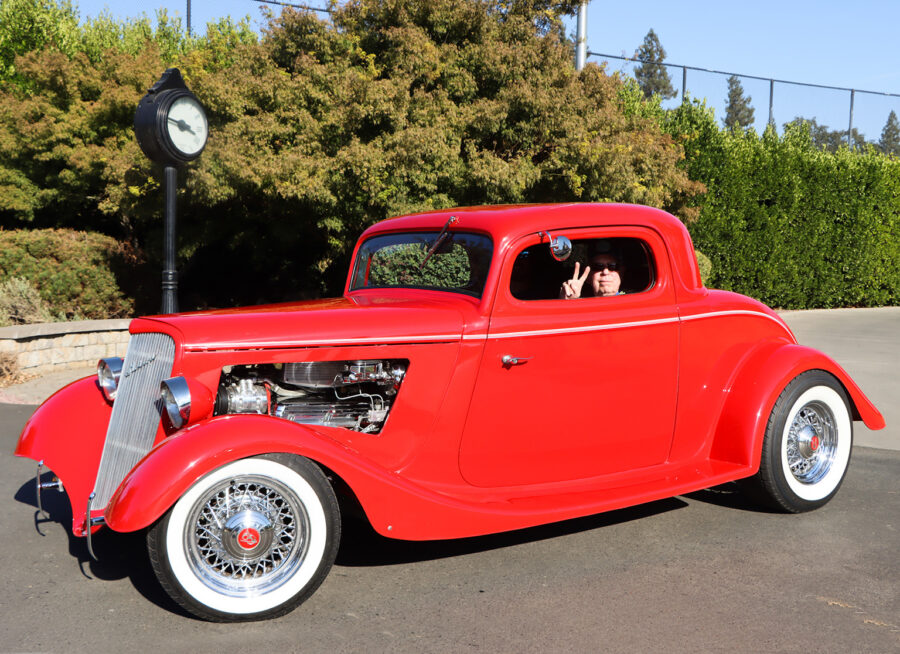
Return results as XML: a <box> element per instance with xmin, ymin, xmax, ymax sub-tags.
<box><xmin>768</xmin><ymin>79</ymin><xmax>774</xmax><ymax>126</ymax></box>
<box><xmin>848</xmin><ymin>89</ymin><xmax>856</xmax><ymax>149</ymax></box>
<box><xmin>575</xmin><ymin>2</ymin><xmax>587</xmax><ymax>71</ymax></box>
<box><xmin>162</xmin><ymin>165</ymin><xmax>179</xmax><ymax>314</ymax></box>
<box><xmin>187</xmin><ymin>0</ymin><xmax>192</xmax><ymax>37</ymax></box>
<box><xmin>682</xmin><ymin>66</ymin><xmax>687</xmax><ymax>103</ymax></box>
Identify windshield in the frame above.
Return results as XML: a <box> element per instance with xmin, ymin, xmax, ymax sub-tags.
<box><xmin>350</xmin><ymin>231</ymin><xmax>493</xmax><ymax>298</ymax></box>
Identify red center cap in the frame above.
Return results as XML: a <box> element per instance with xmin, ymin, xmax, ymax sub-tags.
<box><xmin>810</xmin><ymin>435</ymin><xmax>820</xmax><ymax>452</ymax></box>
<box><xmin>237</xmin><ymin>527</ymin><xmax>260</xmax><ymax>549</ymax></box>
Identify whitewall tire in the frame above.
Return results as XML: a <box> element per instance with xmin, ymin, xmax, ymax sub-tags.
<box><xmin>147</xmin><ymin>454</ymin><xmax>340</xmax><ymax>621</ymax></box>
<box><xmin>751</xmin><ymin>370</ymin><xmax>853</xmax><ymax>513</ymax></box>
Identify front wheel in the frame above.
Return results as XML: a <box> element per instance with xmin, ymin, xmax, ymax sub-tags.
<box><xmin>750</xmin><ymin>370</ymin><xmax>853</xmax><ymax>513</ymax></box>
<box><xmin>147</xmin><ymin>454</ymin><xmax>340</xmax><ymax>621</ymax></box>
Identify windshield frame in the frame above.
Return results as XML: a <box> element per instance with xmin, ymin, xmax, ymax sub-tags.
<box><xmin>349</xmin><ymin>230</ymin><xmax>494</xmax><ymax>299</ymax></box>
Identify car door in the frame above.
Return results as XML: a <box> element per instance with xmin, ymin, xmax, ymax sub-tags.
<box><xmin>459</xmin><ymin>226</ymin><xmax>679</xmax><ymax>487</ymax></box>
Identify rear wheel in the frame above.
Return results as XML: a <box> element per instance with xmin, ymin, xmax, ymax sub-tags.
<box><xmin>750</xmin><ymin>370</ymin><xmax>853</xmax><ymax>512</ymax></box>
<box><xmin>147</xmin><ymin>454</ymin><xmax>340</xmax><ymax>621</ymax></box>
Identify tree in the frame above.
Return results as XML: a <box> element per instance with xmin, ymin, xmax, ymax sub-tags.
<box><xmin>783</xmin><ymin>117</ymin><xmax>866</xmax><ymax>152</ymax></box>
<box><xmin>633</xmin><ymin>29</ymin><xmax>676</xmax><ymax>100</ymax></box>
<box><xmin>0</xmin><ymin>0</ymin><xmax>702</xmax><ymax>310</ymax></box>
<box><xmin>723</xmin><ymin>75</ymin><xmax>754</xmax><ymax>130</ymax></box>
<box><xmin>879</xmin><ymin>110</ymin><xmax>900</xmax><ymax>156</ymax></box>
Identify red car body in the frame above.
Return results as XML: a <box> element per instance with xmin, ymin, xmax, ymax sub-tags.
<box><xmin>15</xmin><ymin>203</ymin><xmax>884</xmax><ymax>620</ymax></box>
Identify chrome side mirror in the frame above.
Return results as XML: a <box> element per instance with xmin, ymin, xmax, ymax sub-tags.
<box><xmin>542</xmin><ymin>232</ymin><xmax>572</xmax><ymax>261</ymax></box>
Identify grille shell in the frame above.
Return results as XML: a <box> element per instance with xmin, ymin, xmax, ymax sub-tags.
<box><xmin>92</xmin><ymin>332</ymin><xmax>175</xmax><ymax>507</ymax></box>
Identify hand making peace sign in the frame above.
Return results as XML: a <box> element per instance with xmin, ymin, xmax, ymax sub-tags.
<box><xmin>559</xmin><ymin>261</ymin><xmax>590</xmax><ymax>299</ymax></box>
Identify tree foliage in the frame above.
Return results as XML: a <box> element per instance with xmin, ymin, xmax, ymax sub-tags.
<box><xmin>633</xmin><ymin>29</ymin><xmax>675</xmax><ymax>100</ymax></box>
<box><xmin>723</xmin><ymin>75</ymin><xmax>754</xmax><ymax>131</ymax></box>
<box><xmin>0</xmin><ymin>0</ymin><xmax>701</xmax><ymax>310</ymax></box>
<box><xmin>879</xmin><ymin>110</ymin><xmax>900</xmax><ymax>156</ymax></box>
<box><xmin>782</xmin><ymin>117</ymin><xmax>867</xmax><ymax>152</ymax></box>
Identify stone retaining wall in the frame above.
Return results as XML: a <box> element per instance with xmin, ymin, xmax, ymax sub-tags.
<box><xmin>0</xmin><ymin>319</ymin><xmax>130</xmax><ymax>377</ymax></box>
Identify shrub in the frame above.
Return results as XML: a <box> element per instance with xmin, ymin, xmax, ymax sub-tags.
<box><xmin>0</xmin><ymin>229</ymin><xmax>138</xmax><ymax>319</ymax></box>
<box><xmin>0</xmin><ymin>351</ymin><xmax>22</xmax><ymax>386</ymax></box>
<box><xmin>669</xmin><ymin>101</ymin><xmax>900</xmax><ymax>309</ymax></box>
<box><xmin>0</xmin><ymin>276</ymin><xmax>52</xmax><ymax>326</ymax></box>
<box><xmin>695</xmin><ymin>250</ymin><xmax>712</xmax><ymax>286</ymax></box>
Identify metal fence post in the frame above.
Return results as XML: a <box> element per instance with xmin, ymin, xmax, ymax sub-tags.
<box><xmin>768</xmin><ymin>79</ymin><xmax>774</xmax><ymax>126</ymax></box>
<box><xmin>848</xmin><ymin>89</ymin><xmax>856</xmax><ymax>149</ymax></box>
<box><xmin>682</xmin><ymin>66</ymin><xmax>687</xmax><ymax>103</ymax></box>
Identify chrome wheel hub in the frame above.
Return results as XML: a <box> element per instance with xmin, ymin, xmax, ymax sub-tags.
<box><xmin>222</xmin><ymin>510</ymin><xmax>274</xmax><ymax>560</ymax></box>
<box><xmin>786</xmin><ymin>401</ymin><xmax>837</xmax><ymax>484</ymax></box>
<box><xmin>185</xmin><ymin>475</ymin><xmax>309</xmax><ymax>597</ymax></box>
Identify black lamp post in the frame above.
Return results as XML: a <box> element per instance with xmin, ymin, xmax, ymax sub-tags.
<box><xmin>133</xmin><ymin>68</ymin><xmax>208</xmax><ymax>314</ymax></box>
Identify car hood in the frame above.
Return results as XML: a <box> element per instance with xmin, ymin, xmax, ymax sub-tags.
<box><xmin>131</xmin><ymin>295</ymin><xmax>474</xmax><ymax>351</ymax></box>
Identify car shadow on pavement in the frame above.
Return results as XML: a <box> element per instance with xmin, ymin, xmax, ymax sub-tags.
<box><xmin>13</xmin><ymin>476</ymin><xmax>194</xmax><ymax>619</ymax></box>
<box><xmin>336</xmin><ymin>496</ymin><xmax>687</xmax><ymax>567</ymax></box>
<box><xmin>682</xmin><ymin>481</ymin><xmax>773</xmax><ymax>513</ymax></box>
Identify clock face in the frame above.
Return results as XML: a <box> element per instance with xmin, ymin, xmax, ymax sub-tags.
<box><xmin>166</xmin><ymin>96</ymin><xmax>208</xmax><ymax>157</ymax></box>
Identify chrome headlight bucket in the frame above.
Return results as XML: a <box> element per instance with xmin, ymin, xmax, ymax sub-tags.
<box><xmin>97</xmin><ymin>357</ymin><xmax>124</xmax><ymax>401</ymax></box>
<box><xmin>161</xmin><ymin>376</ymin><xmax>191</xmax><ymax>429</ymax></box>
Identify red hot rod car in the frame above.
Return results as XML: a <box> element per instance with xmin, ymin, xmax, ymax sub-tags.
<box><xmin>16</xmin><ymin>203</ymin><xmax>884</xmax><ymax>621</ymax></box>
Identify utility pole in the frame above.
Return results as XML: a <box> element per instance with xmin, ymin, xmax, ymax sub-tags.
<box><xmin>575</xmin><ymin>2</ymin><xmax>587</xmax><ymax>71</ymax></box>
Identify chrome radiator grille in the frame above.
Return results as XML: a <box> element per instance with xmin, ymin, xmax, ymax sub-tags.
<box><xmin>92</xmin><ymin>332</ymin><xmax>175</xmax><ymax>507</ymax></box>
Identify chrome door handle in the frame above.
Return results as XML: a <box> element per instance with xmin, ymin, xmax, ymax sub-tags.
<box><xmin>501</xmin><ymin>355</ymin><xmax>531</xmax><ymax>366</ymax></box>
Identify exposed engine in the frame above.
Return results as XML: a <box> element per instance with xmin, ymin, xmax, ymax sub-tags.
<box><xmin>215</xmin><ymin>359</ymin><xmax>408</xmax><ymax>434</ymax></box>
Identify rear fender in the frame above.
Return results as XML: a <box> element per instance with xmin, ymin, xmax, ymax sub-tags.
<box><xmin>710</xmin><ymin>344</ymin><xmax>884</xmax><ymax>470</ymax></box>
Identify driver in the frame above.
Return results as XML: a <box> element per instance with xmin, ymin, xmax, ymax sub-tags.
<box><xmin>559</xmin><ymin>252</ymin><xmax>624</xmax><ymax>298</ymax></box>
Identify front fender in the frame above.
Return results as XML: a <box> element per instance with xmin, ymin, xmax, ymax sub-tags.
<box><xmin>108</xmin><ymin>414</ymin><xmax>514</xmax><ymax>540</ymax></box>
<box><xmin>710</xmin><ymin>343</ymin><xmax>884</xmax><ymax>470</ymax></box>
<box><xmin>104</xmin><ymin>414</ymin><xmax>599</xmax><ymax>541</ymax></box>
<box><xmin>105</xmin><ymin>415</ymin><xmax>367</xmax><ymax>533</ymax></box>
<box><xmin>14</xmin><ymin>376</ymin><xmax>111</xmax><ymax>536</ymax></box>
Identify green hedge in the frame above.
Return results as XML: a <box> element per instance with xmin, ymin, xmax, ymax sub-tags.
<box><xmin>0</xmin><ymin>229</ymin><xmax>139</xmax><ymax>319</ymax></box>
<box><xmin>670</xmin><ymin>102</ymin><xmax>900</xmax><ymax>309</ymax></box>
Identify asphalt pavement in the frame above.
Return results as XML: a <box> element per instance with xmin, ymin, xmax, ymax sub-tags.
<box><xmin>1</xmin><ymin>308</ymin><xmax>897</xmax><ymax>652</ymax></box>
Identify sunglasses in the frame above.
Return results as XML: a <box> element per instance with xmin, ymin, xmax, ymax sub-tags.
<box><xmin>591</xmin><ymin>261</ymin><xmax>619</xmax><ymax>271</ymax></box>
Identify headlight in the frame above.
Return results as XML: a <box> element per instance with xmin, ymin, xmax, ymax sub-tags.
<box><xmin>97</xmin><ymin>357</ymin><xmax>123</xmax><ymax>401</ymax></box>
<box><xmin>161</xmin><ymin>376</ymin><xmax>191</xmax><ymax>429</ymax></box>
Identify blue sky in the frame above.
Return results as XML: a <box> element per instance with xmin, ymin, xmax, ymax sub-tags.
<box><xmin>74</xmin><ymin>0</ymin><xmax>900</xmax><ymax>142</ymax></box>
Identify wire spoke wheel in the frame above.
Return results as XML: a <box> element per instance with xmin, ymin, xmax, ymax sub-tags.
<box><xmin>750</xmin><ymin>370</ymin><xmax>852</xmax><ymax>513</ymax></box>
<box><xmin>784</xmin><ymin>401</ymin><xmax>837</xmax><ymax>485</ymax></box>
<box><xmin>186</xmin><ymin>475</ymin><xmax>309</xmax><ymax>597</ymax></box>
<box><xmin>148</xmin><ymin>455</ymin><xmax>340</xmax><ymax>622</ymax></box>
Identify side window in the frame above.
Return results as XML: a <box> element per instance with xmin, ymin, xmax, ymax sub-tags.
<box><xmin>509</xmin><ymin>237</ymin><xmax>655</xmax><ymax>301</ymax></box>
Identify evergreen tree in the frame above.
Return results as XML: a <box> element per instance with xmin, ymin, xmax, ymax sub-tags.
<box><xmin>723</xmin><ymin>75</ymin><xmax>755</xmax><ymax>130</ymax></box>
<box><xmin>633</xmin><ymin>29</ymin><xmax>676</xmax><ymax>100</ymax></box>
<box><xmin>879</xmin><ymin>110</ymin><xmax>900</xmax><ymax>156</ymax></box>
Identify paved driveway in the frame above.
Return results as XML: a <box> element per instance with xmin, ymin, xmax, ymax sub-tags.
<box><xmin>780</xmin><ymin>307</ymin><xmax>899</xmax><ymax>451</ymax></box>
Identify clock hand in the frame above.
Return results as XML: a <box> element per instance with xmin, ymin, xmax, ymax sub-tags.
<box><xmin>168</xmin><ymin>117</ymin><xmax>196</xmax><ymax>135</ymax></box>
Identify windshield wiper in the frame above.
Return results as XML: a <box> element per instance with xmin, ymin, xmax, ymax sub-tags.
<box><xmin>419</xmin><ymin>215</ymin><xmax>458</xmax><ymax>270</ymax></box>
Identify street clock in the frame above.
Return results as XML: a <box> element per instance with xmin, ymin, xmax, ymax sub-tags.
<box><xmin>134</xmin><ymin>68</ymin><xmax>208</xmax><ymax>166</ymax></box>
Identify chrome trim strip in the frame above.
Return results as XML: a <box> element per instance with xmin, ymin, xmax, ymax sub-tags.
<box><xmin>488</xmin><ymin>316</ymin><xmax>679</xmax><ymax>340</ymax></box>
<box><xmin>186</xmin><ymin>333</ymin><xmax>465</xmax><ymax>350</ymax></box>
<box><xmin>185</xmin><ymin>310</ymin><xmax>788</xmax><ymax>349</ymax></box>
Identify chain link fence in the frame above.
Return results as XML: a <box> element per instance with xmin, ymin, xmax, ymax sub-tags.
<box><xmin>588</xmin><ymin>51</ymin><xmax>900</xmax><ymax>148</ymax></box>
